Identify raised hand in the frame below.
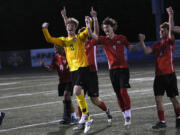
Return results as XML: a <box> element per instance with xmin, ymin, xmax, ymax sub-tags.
<box><xmin>42</xmin><ymin>22</ymin><xmax>49</xmax><ymax>29</ymax></box>
<box><xmin>166</xmin><ymin>6</ymin><xmax>174</xmax><ymax>16</ymax></box>
<box><xmin>138</xmin><ymin>33</ymin><xmax>145</xmax><ymax>42</ymax></box>
<box><xmin>90</xmin><ymin>7</ymin><xmax>97</xmax><ymax>17</ymax></box>
<box><xmin>61</xmin><ymin>6</ymin><xmax>66</xmax><ymax>18</ymax></box>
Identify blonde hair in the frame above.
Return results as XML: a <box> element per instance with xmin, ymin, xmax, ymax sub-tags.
<box><xmin>66</xmin><ymin>17</ymin><xmax>79</xmax><ymax>29</ymax></box>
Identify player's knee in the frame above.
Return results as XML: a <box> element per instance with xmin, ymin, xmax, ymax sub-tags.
<box><xmin>73</xmin><ymin>86</ymin><xmax>82</xmax><ymax>96</ymax></box>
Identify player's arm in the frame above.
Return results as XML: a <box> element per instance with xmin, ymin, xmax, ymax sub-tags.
<box><xmin>166</xmin><ymin>6</ymin><xmax>174</xmax><ymax>40</ymax></box>
<box><xmin>85</xmin><ymin>16</ymin><xmax>98</xmax><ymax>41</ymax></box>
<box><xmin>61</xmin><ymin>6</ymin><xmax>68</xmax><ymax>26</ymax></box>
<box><xmin>42</xmin><ymin>22</ymin><xmax>63</xmax><ymax>46</ymax></box>
<box><xmin>128</xmin><ymin>42</ymin><xmax>141</xmax><ymax>52</ymax></box>
<box><xmin>90</xmin><ymin>7</ymin><xmax>99</xmax><ymax>36</ymax></box>
<box><xmin>139</xmin><ymin>33</ymin><xmax>152</xmax><ymax>54</ymax></box>
<box><xmin>40</xmin><ymin>59</ymin><xmax>53</xmax><ymax>71</ymax></box>
<box><xmin>172</xmin><ymin>26</ymin><xmax>180</xmax><ymax>34</ymax></box>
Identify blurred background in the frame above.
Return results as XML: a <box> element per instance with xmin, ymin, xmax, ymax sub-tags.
<box><xmin>0</xmin><ymin>0</ymin><xmax>180</xmax><ymax>71</ymax></box>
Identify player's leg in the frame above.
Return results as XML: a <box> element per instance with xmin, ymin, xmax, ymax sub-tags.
<box><xmin>90</xmin><ymin>97</ymin><xmax>112</xmax><ymax>124</ymax></box>
<box><xmin>152</xmin><ymin>75</ymin><xmax>167</xmax><ymax>129</ymax></box>
<box><xmin>170</xmin><ymin>97</ymin><xmax>180</xmax><ymax>128</ymax></box>
<box><xmin>0</xmin><ymin>112</ymin><xmax>5</xmax><ymax>125</ymax></box>
<box><xmin>167</xmin><ymin>72</ymin><xmax>180</xmax><ymax>128</ymax></box>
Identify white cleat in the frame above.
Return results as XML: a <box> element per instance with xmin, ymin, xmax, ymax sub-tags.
<box><xmin>124</xmin><ymin>117</ymin><xmax>131</xmax><ymax>128</ymax></box>
<box><xmin>107</xmin><ymin>118</ymin><xmax>112</xmax><ymax>126</ymax></box>
<box><xmin>79</xmin><ymin>114</ymin><xmax>88</xmax><ymax>124</ymax></box>
<box><xmin>84</xmin><ymin>119</ymin><xmax>93</xmax><ymax>134</ymax></box>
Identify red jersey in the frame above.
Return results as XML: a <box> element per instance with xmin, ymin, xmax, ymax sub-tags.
<box><xmin>85</xmin><ymin>40</ymin><xmax>98</xmax><ymax>72</ymax></box>
<box><xmin>150</xmin><ymin>38</ymin><xmax>175</xmax><ymax>76</ymax></box>
<box><xmin>93</xmin><ymin>35</ymin><xmax>131</xmax><ymax>70</ymax></box>
<box><xmin>50</xmin><ymin>54</ymin><xmax>72</xmax><ymax>83</ymax></box>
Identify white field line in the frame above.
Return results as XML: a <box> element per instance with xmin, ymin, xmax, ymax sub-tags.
<box><xmin>1</xmin><ymin>75</ymin><xmax>179</xmax><ymax>91</ymax></box>
<box><xmin>0</xmin><ymin>89</ymin><xmax>152</xmax><ymax>111</ymax></box>
<box><xmin>0</xmin><ymin>102</ymin><xmax>171</xmax><ymax>133</ymax></box>
<box><xmin>0</xmin><ymin>82</ymin><xmax>20</xmax><ymax>86</ymax></box>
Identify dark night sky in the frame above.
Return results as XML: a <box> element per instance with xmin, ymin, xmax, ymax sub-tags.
<box><xmin>0</xmin><ymin>0</ymin><xmax>180</xmax><ymax>51</ymax></box>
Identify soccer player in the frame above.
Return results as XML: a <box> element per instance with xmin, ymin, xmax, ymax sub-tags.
<box><xmin>0</xmin><ymin>112</ymin><xmax>5</xmax><ymax>125</ymax></box>
<box><xmin>139</xmin><ymin>7</ymin><xmax>180</xmax><ymax>129</ymax></box>
<box><xmin>61</xmin><ymin>7</ymin><xmax>112</xmax><ymax>126</ymax></box>
<box><xmin>42</xmin><ymin>14</ymin><xmax>93</xmax><ymax>133</ymax></box>
<box><xmin>40</xmin><ymin>45</ymin><xmax>78</xmax><ymax>125</ymax></box>
<box><xmin>86</xmin><ymin>14</ymin><xmax>141</xmax><ymax>127</ymax></box>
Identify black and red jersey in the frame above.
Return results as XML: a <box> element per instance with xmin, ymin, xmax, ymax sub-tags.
<box><xmin>50</xmin><ymin>54</ymin><xmax>72</xmax><ymax>83</ymax></box>
<box><xmin>85</xmin><ymin>40</ymin><xmax>98</xmax><ymax>72</ymax></box>
<box><xmin>92</xmin><ymin>35</ymin><xmax>131</xmax><ymax>70</ymax></box>
<box><xmin>150</xmin><ymin>38</ymin><xmax>175</xmax><ymax>76</ymax></box>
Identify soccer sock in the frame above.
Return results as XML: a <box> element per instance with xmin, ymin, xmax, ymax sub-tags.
<box><xmin>158</xmin><ymin>110</ymin><xmax>165</xmax><ymax>122</ymax></box>
<box><xmin>98</xmin><ymin>101</ymin><xmax>108</xmax><ymax>111</ymax></box>
<box><xmin>117</xmin><ymin>97</ymin><xmax>124</xmax><ymax>111</ymax></box>
<box><xmin>77</xmin><ymin>106</ymin><xmax>82</xmax><ymax>119</ymax></box>
<box><xmin>76</xmin><ymin>93</ymin><xmax>90</xmax><ymax>119</ymax></box>
<box><xmin>120</xmin><ymin>88</ymin><xmax>131</xmax><ymax>111</ymax></box>
<box><xmin>175</xmin><ymin>107</ymin><xmax>180</xmax><ymax>118</ymax></box>
<box><xmin>71</xmin><ymin>112</ymin><xmax>78</xmax><ymax>119</ymax></box>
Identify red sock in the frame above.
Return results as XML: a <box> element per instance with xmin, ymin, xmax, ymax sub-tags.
<box><xmin>77</xmin><ymin>106</ymin><xmax>82</xmax><ymax>119</ymax></box>
<box><xmin>158</xmin><ymin>110</ymin><xmax>165</xmax><ymax>121</ymax></box>
<box><xmin>175</xmin><ymin>107</ymin><xmax>180</xmax><ymax>117</ymax></box>
<box><xmin>98</xmin><ymin>101</ymin><xmax>107</xmax><ymax>111</ymax></box>
<box><xmin>117</xmin><ymin>97</ymin><xmax>124</xmax><ymax>111</ymax></box>
<box><xmin>120</xmin><ymin>88</ymin><xmax>131</xmax><ymax>110</ymax></box>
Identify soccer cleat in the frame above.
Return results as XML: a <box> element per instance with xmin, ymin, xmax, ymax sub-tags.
<box><xmin>176</xmin><ymin>118</ymin><xmax>180</xmax><ymax>128</ymax></box>
<box><xmin>106</xmin><ymin>108</ymin><xmax>112</xmax><ymax>125</ymax></box>
<box><xmin>152</xmin><ymin>121</ymin><xmax>166</xmax><ymax>129</ymax></box>
<box><xmin>70</xmin><ymin>117</ymin><xmax>79</xmax><ymax>125</ymax></box>
<box><xmin>124</xmin><ymin>117</ymin><xmax>131</xmax><ymax>127</ymax></box>
<box><xmin>73</xmin><ymin>123</ymin><xmax>85</xmax><ymax>131</ymax></box>
<box><xmin>84</xmin><ymin>119</ymin><xmax>93</xmax><ymax>134</ymax></box>
<box><xmin>0</xmin><ymin>112</ymin><xmax>5</xmax><ymax>125</ymax></box>
<box><xmin>79</xmin><ymin>114</ymin><xmax>88</xmax><ymax>124</ymax></box>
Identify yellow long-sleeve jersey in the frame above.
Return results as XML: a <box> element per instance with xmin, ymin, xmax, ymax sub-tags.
<box><xmin>42</xmin><ymin>28</ymin><xmax>89</xmax><ymax>72</ymax></box>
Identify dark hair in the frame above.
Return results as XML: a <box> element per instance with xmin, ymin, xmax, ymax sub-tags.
<box><xmin>66</xmin><ymin>17</ymin><xmax>79</xmax><ymax>29</ymax></box>
<box><xmin>160</xmin><ymin>22</ymin><xmax>169</xmax><ymax>30</ymax></box>
<box><xmin>101</xmin><ymin>17</ymin><xmax>118</xmax><ymax>31</ymax></box>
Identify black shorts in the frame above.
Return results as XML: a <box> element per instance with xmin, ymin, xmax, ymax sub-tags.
<box><xmin>58</xmin><ymin>82</ymin><xmax>73</xmax><ymax>96</ymax></box>
<box><xmin>83</xmin><ymin>71</ymin><xmax>99</xmax><ymax>97</ymax></box>
<box><xmin>109</xmin><ymin>68</ymin><xmax>130</xmax><ymax>93</ymax></box>
<box><xmin>153</xmin><ymin>72</ymin><xmax>179</xmax><ymax>97</ymax></box>
<box><xmin>71</xmin><ymin>67</ymin><xmax>91</xmax><ymax>92</ymax></box>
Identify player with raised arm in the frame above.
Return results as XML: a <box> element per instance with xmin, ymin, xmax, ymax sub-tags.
<box><xmin>139</xmin><ymin>7</ymin><xmax>180</xmax><ymax>129</ymax></box>
<box><xmin>86</xmin><ymin>14</ymin><xmax>141</xmax><ymax>127</ymax></box>
<box><xmin>42</xmin><ymin>13</ymin><xmax>93</xmax><ymax>133</ymax></box>
<box><xmin>61</xmin><ymin>7</ymin><xmax>112</xmax><ymax>128</ymax></box>
<box><xmin>40</xmin><ymin>45</ymin><xmax>78</xmax><ymax>125</ymax></box>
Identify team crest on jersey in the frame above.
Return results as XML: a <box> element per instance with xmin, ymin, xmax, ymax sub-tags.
<box><xmin>113</xmin><ymin>45</ymin><xmax>116</xmax><ymax>50</ymax></box>
<box><xmin>73</xmin><ymin>38</ymin><xmax>77</xmax><ymax>42</ymax></box>
<box><xmin>117</xmin><ymin>40</ymin><xmax>121</xmax><ymax>44</ymax></box>
<box><xmin>70</xmin><ymin>44</ymin><xmax>74</xmax><ymax>50</ymax></box>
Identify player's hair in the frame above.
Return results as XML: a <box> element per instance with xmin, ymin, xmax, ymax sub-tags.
<box><xmin>160</xmin><ymin>22</ymin><xmax>169</xmax><ymax>30</ymax></box>
<box><xmin>66</xmin><ymin>17</ymin><xmax>79</xmax><ymax>29</ymax></box>
<box><xmin>102</xmin><ymin>17</ymin><xmax>118</xmax><ymax>31</ymax></box>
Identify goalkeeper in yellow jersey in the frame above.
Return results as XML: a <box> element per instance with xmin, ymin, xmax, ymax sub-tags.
<box><xmin>42</xmin><ymin>13</ymin><xmax>93</xmax><ymax>134</ymax></box>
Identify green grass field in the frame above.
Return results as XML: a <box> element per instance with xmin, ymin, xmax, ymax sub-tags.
<box><xmin>0</xmin><ymin>63</ymin><xmax>180</xmax><ymax>135</ymax></box>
